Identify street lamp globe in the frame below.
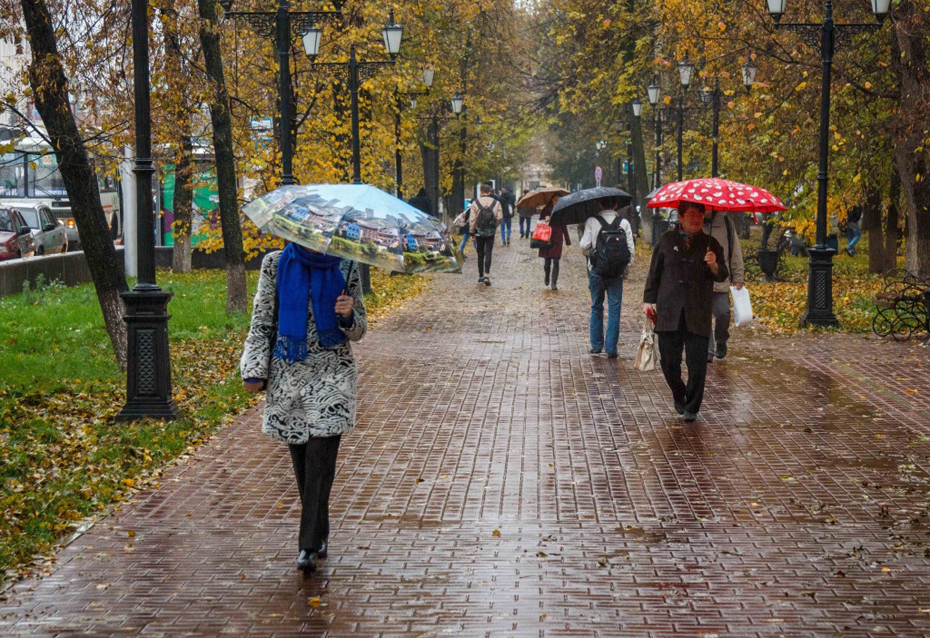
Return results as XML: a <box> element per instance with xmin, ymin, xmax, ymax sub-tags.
<box><xmin>678</xmin><ymin>54</ymin><xmax>694</xmax><ymax>88</ymax></box>
<box><xmin>742</xmin><ymin>58</ymin><xmax>758</xmax><ymax>90</ymax></box>
<box><xmin>410</xmin><ymin>97</ymin><xmax>418</xmax><ymax>109</ymax></box>
<box><xmin>451</xmin><ymin>93</ymin><xmax>464</xmax><ymax>115</ymax></box>
<box><xmin>647</xmin><ymin>78</ymin><xmax>660</xmax><ymax>106</ymax></box>
<box><xmin>631</xmin><ymin>97</ymin><xmax>643</xmax><ymax>117</ymax></box>
<box><xmin>382</xmin><ymin>10</ymin><xmax>404</xmax><ymax>59</ymax></box>
<box><xmin>699</xmin><ymin>82</ymin><xmax>713</xmax><ymax>105</ymax></box>
<box><xmin>302</xmin><ymin>26</ymin><xmax>322</xmax><ymax>60</ymax></box>
<box><xmin>872</xmin><ymin>0</ymin><xmax>891</xmax><ymax>22</ymax></box>
<box><xmin>423</xmin><ymin>67</ymin><xmax>435</xmax><ymax>88</ymax></box>
<box><xmin>219</xmin><ymin>0</ymin><xmax>233</xmax><ymax>11</ymax></box>
<box><xmin>767</xmin><ymin>0</ymin><xmax>786</xmax><ymax>24</ymax></box>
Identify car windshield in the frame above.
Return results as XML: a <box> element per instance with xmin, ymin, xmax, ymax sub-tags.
<box><xmin>0</xmin><ymin>210</ymin><xmax>13</xmax><ymax>232</ymax></box>
<box><xmin>18</xmin><ymin>208</ymin><xmax>39</xmax><ymax>228</ymax></box>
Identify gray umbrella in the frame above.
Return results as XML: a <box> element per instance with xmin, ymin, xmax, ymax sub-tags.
<box><xmin>548</xmin><ymin>186</ymin><xmax>633</xmax><ymax>226</ymax></box>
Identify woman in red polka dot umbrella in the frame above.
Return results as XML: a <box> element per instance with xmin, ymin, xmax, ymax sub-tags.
<box><xmin>647</xmin><ymin>178</ymin><xmax>788</xmax><ymax>214</ymax></box>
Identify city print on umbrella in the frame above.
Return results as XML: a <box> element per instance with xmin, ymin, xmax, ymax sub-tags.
<box><xmin>242</xmin><ymin>184</ymin><xmax>463</xmax><ymax>274</ymax></box>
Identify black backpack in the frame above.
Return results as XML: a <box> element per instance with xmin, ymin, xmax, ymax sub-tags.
<box><xmin>475</xmin><ymin>201</ymin><xmax>497</xmax><ymax>237</ymax></box>
<box><xmin>591</xmin><ymin>215</ymin><xmax>631</xmax><ymax>278</ymax></box>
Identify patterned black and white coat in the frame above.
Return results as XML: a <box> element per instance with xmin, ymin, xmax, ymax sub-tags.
<box><xmin>239</xmin><ymin>251</ymin><xmax>367</xmax><ymax>444</ymax></box>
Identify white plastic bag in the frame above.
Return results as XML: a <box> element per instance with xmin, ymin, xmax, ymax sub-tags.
<box><xmin>634</xmin><ymin>317</ymin><xmax>657</xmax><ymax>372</ymax></box>
<box><xmin>731</xmin><ymin>285</ymin><xmax>753</xmax><ymax>327</ymax></box>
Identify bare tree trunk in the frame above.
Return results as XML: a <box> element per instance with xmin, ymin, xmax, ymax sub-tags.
<box><xmin>158</xmin><ymin>4</ymin><xmax>195</xmax><ymax>274</ymax></box>
<box><xmin>864</xmin><ymin>185</ymin><xmax>884</xmax><ymax>274</ymax></box>
<box><xmin>171</xmin><ymin>136</ymin><xmax>194</xmax><ymax>273</ymax></box>
<box><xmin>20</xmin><ymin>0</ymin><xmax>128</xmax><ymax>368</ymax></box>
<box><xmin>197</xmin><ymin>0</ymin><xmax>247</xmax><ymax>313</ymax></box>
<box><xmin>885</xmin><ymin>169</ymin><xmax>901</xmax><ymax>274</ymax></box>
<box><xmin>892</xmin><ymin>1</ymin><xmax>930</xmax><ymax>279</ymax></box>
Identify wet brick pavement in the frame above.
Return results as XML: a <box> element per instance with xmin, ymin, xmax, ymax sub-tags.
<box><xmin>2</xmin><ymin>239</ymin><xmax>930</xmax><ymax>637</ymax></box>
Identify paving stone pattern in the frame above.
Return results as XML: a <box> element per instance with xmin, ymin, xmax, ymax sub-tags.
<box><xmin>3</xmin><ymin>239</ymin><xmax>930</xmax><ymax>637</ymax></box>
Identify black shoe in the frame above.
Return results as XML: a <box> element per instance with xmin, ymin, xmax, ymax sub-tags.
<box><xmin>316</xmin><ymin>540</ymin><xmax>328</xmax><ymax>559</ymax></box>
<box><xmin>589</xmin><ymin>347</ymin><xmax>602</xmax><ymax>355</ymax></box>
<box><xmin>478</xmin><ymin>277</ymin><xmax>485</xmax><ymax>285</ymax></box>
<box><xmin>544</xmin><ymin>276</ymin><xmax>550</xmax><ymax>286</ymax></box>
<box><xmin>606</xmin><ymin>353</ymin><xmax>618</xmax><ymax>359</ymax></box>
<box><xmin>484</xmin><ymin>277</ymin><xmax>492</xmax><ymax>286</ymax></box>
<box><xmin>683</xmin><ymin>411</ymin><xmax>698</xmax><ymax>422</ymax></box>
<box><xmin>674</xmin><ymin>401</ymin><xmax>685</xmax><ymax>415</ymax></box>
<box><xmin>297</xmin><ymin>549</ymin><xmax>318</xmax><ymax>572</ymax></box>
<box><xmin>716</xmin><ymin>343</ymin><xmax>727</xmax><ymax>360</ymax></box>
<box><xmin>707</xmin><ymin>352</ymin><xmax>714</xmax><ymax>363</ymax></box>
<box><xmin>551</xmin><ymin>284</ymin><xmax>558</xmax><ymax>291</ymax></box>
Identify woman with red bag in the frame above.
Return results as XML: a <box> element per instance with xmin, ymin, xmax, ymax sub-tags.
<box><xmin>537</xmin><ymin>198</ymin><xmax>571</xmax><ymax>291</ymax></box>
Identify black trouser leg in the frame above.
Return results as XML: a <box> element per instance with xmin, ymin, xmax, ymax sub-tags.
<box><xmin>658</xmin><ymin>328</ymin><xmax>687</xmax><ymax>406</ymax></box>
<box><xmin>710</xmin><ymin>292</ymin><xmax>731</xmax><ymax>352</ymax></box>
<box><xmin>289</xmin><ymin>435</ymin><xmax>342</xmax><ymax>552</ymax></box>
<box><xmin>481</xmin><ymin>236</ymin><xmax>494</xmax><ymax>275</ymax></box>
<box><xmin>683</xmin><ymin>331</ymin><xmax>710</xmax><ymax>413</ymax></box>
<box><xmin>544</xmin><ymin>258</ymin><xmax>551</xmax><ymax>284</ymax></box>
<box><xmin>476</xmin><ymin>237</ymin><xmax>487</xmax><ymax>278</ymax></box>
<box><xmin>551</xmin><ymin>258</ymin><xmax>560</xmax><ymax>287</ymax></box>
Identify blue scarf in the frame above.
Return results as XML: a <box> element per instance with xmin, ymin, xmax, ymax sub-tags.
<box><xmin>275</xmin><ymin>244</ymin><xmax>346</xmax><ymax>362</ymax></box>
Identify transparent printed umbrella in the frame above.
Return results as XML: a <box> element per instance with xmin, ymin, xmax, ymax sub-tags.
<box><xmin>242</xmin><ymin>184</ymin><xmax>463</xmax><ymax>274</ymax></box>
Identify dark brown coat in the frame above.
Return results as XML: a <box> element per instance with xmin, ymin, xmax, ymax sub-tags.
<box><xmin>538</xmin><ymin>223</ymin><xmax>571</xmax><ymax>260</ymax></box>
<box><xmin>643</xmin><ymin>230</ymin><xmax>729</xmax><ymax>338</ymax></box>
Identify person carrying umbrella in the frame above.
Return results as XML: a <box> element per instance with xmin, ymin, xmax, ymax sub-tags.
<box><xmin>537</xmin><ymin>197</ymin><xmax>571</xmax><ymax>290</ymax></box>
<box><xmin>643</xmin><ymin>202</ymin><xmax>729</xmax><ymax>422</ymax></box>
<box><xmin>240</xmin><ymin>244</ymin><xmax>367</xmax><ymax>574</ymax></box>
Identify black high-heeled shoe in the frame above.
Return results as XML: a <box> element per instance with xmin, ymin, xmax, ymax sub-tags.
<box><xmin>297</xmin><ymin>549</ymin><xmax>318</xmax><ymax>572</ymax></box>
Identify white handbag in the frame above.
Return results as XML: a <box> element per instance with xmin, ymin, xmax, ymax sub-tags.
<box><xmin>634</xmin><ymin>317</ymin><xmax>657</xmax><ymax>372</ymax></box>
<box><xmin>731</xmin><ymin>285</ymin><xmax>754</xmax><ymax>327</ymax></box>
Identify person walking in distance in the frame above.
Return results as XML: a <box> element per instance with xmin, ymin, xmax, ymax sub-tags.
<box><xmin>643</xmin><ymin>202</ymin><xmax>729</xmax><ymax>422</ymax></box>
<box><xmin>537</xmin><ymin>198</ymin><xmax>571</xmax><ymax>291</ymax></box>
<box><xmin>240</xmin><ymin>244</ymin><xmax>367</xmax><ymax>574</ymax></box>
<box><xmin>518</xmin><ymin>201</ymin><xmax>534</xmax><ymax>239</ymax></box>
<box><xmin>468</xmin><ymin>182</ymin><xmax>503</xmax><ymax>286</ymax></box>
<box><xmin>703</xmin><ymin>208</ymin><xmax>745</xmax><ymax>362</ymax></box>
<box><xmin>498</xmin><ymin>188</ymin><xmax>515</xmax><ymax>245</ymax></box>
<box><xmin>580</xmin><ymin>197</ymin><xmax>634</xmax><ymax>359</ymax></box>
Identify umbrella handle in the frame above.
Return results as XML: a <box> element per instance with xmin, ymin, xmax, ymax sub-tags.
<box><xmin>343</xmin><ymin>260</ymin><xmax>355</xmax><ymax>296</ymax></box>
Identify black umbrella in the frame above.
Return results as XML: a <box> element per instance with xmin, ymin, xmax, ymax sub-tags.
<box><xmin>548</xmin><ymin>186</ymin><xmax>633</xmax><ymax>226</ymax></box>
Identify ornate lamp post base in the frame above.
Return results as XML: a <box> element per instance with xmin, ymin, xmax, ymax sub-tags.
<box><xmin>116</xmin><ymin>287</ymin><xmax>180</xmax><ymax>421</ymax></box>
<box><xmin>799</xmin><ymin>246</ymin><xmax>839</xmax><ymax>327</ymax></box>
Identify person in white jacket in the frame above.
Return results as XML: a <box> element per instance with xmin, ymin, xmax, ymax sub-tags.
<box><xmin>579</xmin><ymin>198</ymin><xmax>635</xmax><ymax>359</ymax></box>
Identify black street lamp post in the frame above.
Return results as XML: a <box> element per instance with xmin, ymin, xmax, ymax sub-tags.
<box><xmin>698</xmin><ymin>58</ymin><xmax>757</xmax><ymax>177</ymax></box>
<box><xmin>395</xmin><ymin>68</ymin><xmax>434</xmax><ymax>198</ymax></box>
<box><xmin>450</xmin><ymin>93</ymin><xmax>465</xmax><ymax>216</ymax></box>
<box><xmin>647</xmin><ymin>79</ymin><xmax>662</xmax><ymax>191</ymax></box>
<box><xmin>767</xmin><ymin>0</ymin><xmax>890</xmax><ymax>327</ymax></box>
<box><xmin>118</xmin><ymin>0</ymin><xmax>179</xmax><ymax>420</ymax></box>
<box><xmin>220</xmin><ymin>0</ymin><xmax>339</xmax><ymax>186</ymax></box>
<box><xmin>676</xmin><ymin>54</ymin><xmax>694</xmax><ymax>182</ymax></box>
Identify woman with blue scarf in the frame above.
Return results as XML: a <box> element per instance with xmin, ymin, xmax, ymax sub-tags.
<box><xmin>240</xmin><ymin>243</ymin><xmax>367</xmax><ymax>574</ymax></box>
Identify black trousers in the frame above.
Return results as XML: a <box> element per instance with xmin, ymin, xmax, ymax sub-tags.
<box><xmin>657</xmin><ymin>313</ymin><xmax>710</xmax><ymax>414</ymax></box>
<box><xmin>475</xmin><ymin>235</ymin><xmax>495</xmax><ymax>277</ymax></box>
<box><xmin>288</xmin><ymin>435</ymin><xmax>341</xmax><ymax>552</ymax></box>
<box><xmin>544</xmin><ymin>258</ymin><xmax>560</xmax><ymax>287</ymax></box>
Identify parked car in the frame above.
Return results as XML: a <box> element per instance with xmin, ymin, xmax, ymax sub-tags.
<box><xmin>12</xmin><ymin>204</ymin><xmax>68</xmax><ymax>255</ymax></box>
<box><xmin>0</xmin><ymin>207</ymin><xmax>37</xmax><ymax>261</ymax></box>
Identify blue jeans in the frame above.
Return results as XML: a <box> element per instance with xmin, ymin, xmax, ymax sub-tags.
<box><xmin>500</xmin><ymin>217</ymin><xmax>512</xmax><ymax>242</ymax></box>
<box><xmin>589</xmin><ymin>270</ymin><xmax>623</xmax><ymax>355</ymax></box>
<box><xmin>846</xmin><ymin>222</ymin><xmax>862</xmax><ymax>255</ymax></box>
<box><xmin>459</xmin><ymin>232</ymin><xmax>471</xmax><ymax>255</ymax></box>
<box><xmin>519</xmin><ymin>217</ymin><xmax>531</xmax><ymax>238</ymax></box>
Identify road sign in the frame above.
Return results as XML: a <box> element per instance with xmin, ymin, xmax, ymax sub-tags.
<box><xmin>595</xmin><ymin>165</ymin><xmax>602</xmax><ymax>187</ymax></box>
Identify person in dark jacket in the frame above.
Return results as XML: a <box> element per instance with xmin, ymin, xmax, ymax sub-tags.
<box><xmin>538</xmin><ymin>200</ymin><xmax>571</xmax><ymax>290</ymax></box>
<box><xmin>408</xmin><ymin>188</ymin><xmax>432</xmax><ymax>216</ymax></box>
<box><xmin>643</xmin><ymin>202</ymin><xmax>729</xmax><ymax>422</ymax></box>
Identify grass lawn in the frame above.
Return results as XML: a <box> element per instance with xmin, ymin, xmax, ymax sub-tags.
<box><xmin>0</xmin><ymin>266</ymin><xmax>426</xmax><ymax>584</ymax></box>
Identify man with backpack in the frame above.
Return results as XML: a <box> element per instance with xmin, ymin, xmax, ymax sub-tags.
<box><xmin>703</xmin><ymin>209</ymin><xmax>745</xmax><ymax>362</ymax></box>
<box><xmin>467</xmin><ymin>182</ymin><xmax>503</xmax><ymax>286</ymax></box>
<box><xmin>580</xmin><ymin>197</ymin><xmax>635</xmax><ymax>359</ymax></box>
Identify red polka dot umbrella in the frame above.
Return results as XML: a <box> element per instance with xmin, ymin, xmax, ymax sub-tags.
<box><xmin>647</xmin><ymin>178</ymin><xmax>788</xmax><ymax>213</ymax></box>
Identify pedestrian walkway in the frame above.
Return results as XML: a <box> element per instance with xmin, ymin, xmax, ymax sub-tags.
<box><xmin>3</xmin><ymin>239</ymin><xmax>930</xmax><ymax>637</ymax></box>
